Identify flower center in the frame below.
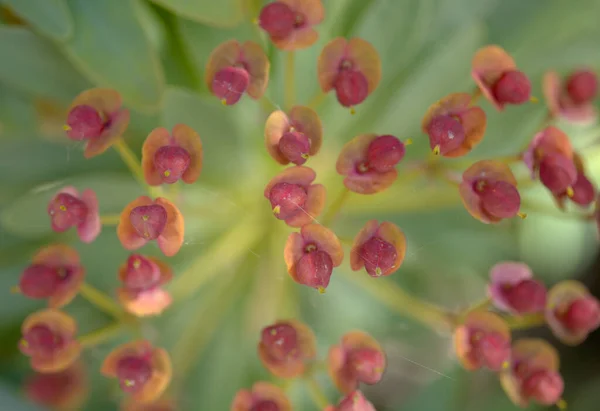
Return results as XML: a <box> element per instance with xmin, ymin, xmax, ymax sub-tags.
<box><xmin>491</xmin><ymin>70</ymin><xmax>532</xmax><ymax>105</ymax></box>
<box><xmin>278</xmin><ymin>131</ymin><xmax>311</xmax><ymax>165</ymax></box>
<box><xmin>212</xmin><ymin>66</ymin><xmax>250</xmax><ymax>106</ymax></box>
<box><xmin>538</xmin><ymin>153</ymin><xmax>577</xmax><ymax>195</ymax></box>
<box><xmin>427</xmin><ymin>114</ymin><xmax>465</xmax><ymax>155</ymax></box>
<box><xmin>261</xmin><ymin>324</ymin><xmax>299</xmax><ymax>362</ymax></box>
<box><xmin>22</xmin><ymin>324</ymin><xmax>63</xmax><ymax>356</ymax></box>
<box><xmin>47</xmin><ymin>193</ymin><xmax>89</xmax><ymax>231</ymax></box>
<box><xmin>366</xmin><ymin>135</ymin><xmax>405</xmax><ymax>173</ymax></box>
<box><xmin>348</xmin><ymin>347</ymin><xmax>385</xmax><ymax>384</ymax></box>
<box><xmin>268</xmin><ymin>182</ymin><xmax>307</xmax><ymax>220</ymax></box>
<box><xmin>334</xmin><ymin>69</ymin><xmax>369</xmax><ymax>108</ymax></box>
<box><xmin>469</xmin><ymin>330</ymin><xmax>510</xmax><ymax>371</ymax></box>
<box><xmin>501</xmin><ymin>279</ymin><xmax>547</xmax><ymax>314</ymax></box>
<box><xmin>295</xmin><ymin>250</ymin><xmax>333</xmax><ymax>292</ymax></box>
<box><xmin>565</xmin><ymin>70</ymin><xmax>598</xmax><ymax>104</ymax></box>
<box><xmin>258</xmin><ymin>2</ymin><xmax>295</xmax><ymax>39</ymax></box>
<box><xmin>19</xmin><ymin>264</ymin><xmax>62</xmax><ymax>299</ymax></box>
<box><xmin>154</xmin><ymin>145</ymin><xmax>192</xmax><ymax>184</ymax></box>
<box><xmin>474</xmin><ymin>179</ymin><xmax>521</xmax><ymax>219</ymax></box>
<box><xmin>65</xmin><ymin>104</ymin><xmax>105</xmax><ymax>141</ymax></box>
<box><xmin>123</xmin><ymin>254</ymin><xmax>162</xmax><ymax>292</ymax></box>
<box><xmin>129</xmin><ymin>204</ymin><xmax>168</xmax><ymax>240</ymax></box>
<box><xmin>116</xmin><ymin>355</ymin><xmax>153</xmax><ymax>393</ymax></box>
<box><xmin>359</xmin><ymin>236</ymin><xmax>397</xmax><ymax>277</ymax></box>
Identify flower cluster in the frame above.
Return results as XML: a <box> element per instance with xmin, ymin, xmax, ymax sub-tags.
<box><xmin>454</xmin><ymin>261</ymin><xmax>600</xmax><ymax>408</ymax></box>
<box><xmin>8</xmin><ymin>0</ymin><xmax>600</xmax><ymax>410</ymax></box>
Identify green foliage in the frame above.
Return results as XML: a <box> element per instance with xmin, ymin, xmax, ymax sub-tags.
<box><xmin>0</xmin><ymin>0</ymin><xmax>599</xmax><ymax>410</ymax></box>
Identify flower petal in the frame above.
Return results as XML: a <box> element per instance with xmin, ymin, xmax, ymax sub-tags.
<box><xmin>31</xmin><ymin>342</ymin><xmax>81</xmax><ymax>374</ymax></box>
<box><xmin>350</xmin><ymin>220</ymin><xmax>379</xmax><ymax>271</ymax></box>
<box><xmin>133</xmin><ymin>348</ymin><xmax>172</xmax><ymax>403</ymax></box>
<box><xmin>487</xmin><ymin>261</ymin><xmax>533</xmax><ymax>312</ymax></box>
<box><xmin>287</xmin><ymin>319</ymin><xmax>317</xmax><ymax>359</ymax></box>
<box><xmin>101</xmin><ymin>340</ymin><xmax>154</xmax><ymax>376</ymax></box>
<box><xmin>142</xmin><ymin>127</ymin><xmax>172</xmax><ymax>186</ymax></box>
<box><xmin>289</xmin><ymin>105</ymin><xmax>323</xmax><ymax>156</ymax></box>
<box><xmin>471</xmin><ymin>45</ymin><xmax>516</xmax><ymax>110</ymax></box>
<box><xmin>301</xmin><ymin>224</ymin><xmax>344</xmax><ymax>266</ymax></box>
<box><xmin>336</xmin><ymin>133</ymin><xmax>377</xmax><ymax>176</ymax></box>
<box><xmin>250</xmin><ymin>381</ymin><xmax>292</xmax><ymax>411</ymax></box>
<box><xmin>523</xmin><ymin>127</ymin><xmax>573</xmax><ymax>177</ymax></box>
<box><xmin>264</xmin><ymin>166</ymin><xmax>317</xmax><ymax>198</ymax></box>
<box><xmin>155</xmin><ymin>198</ymin><xmax>185</xmax><ymax>257</ymax></box>
<box><xmin>280</xmin><ymin>0</ymin><xmax>324</xmax><ymax>26</ymax></box>
<box><xmin>454</xmin><ymin>311</ymin><xmax>510</xmax><ymax>370</ymax></box>
<box><xmin>377</xmin><ymin>221</ymin><xmax>407</xmax><ymax>275</ymax></box>
<box><xmin>542</xmin><ymin>71</ymin><xmax>562</xmax><ymax>118</ymax></box>
<box><xmin>462</xmin><ymin>160</ymin><xmax>517</xmax><ymax>185</ymax></box>
<box><xmin>171</xmin><ymin>124</ymin><xmax>203</xmax><ymax>184</ymax></box>
<box><xmin>22</xmin><ymin>309</ymin><xmax>77</xmax><ymax>337</ymax></box>
<box><xmin>272</xmin><ymin>27</ymin><xmax>318</xmax><ymax>51</ymax></box>
<box><xmin>241</xmin><ymin>41</ymin><xmax>270</xmax><ymax>99</ymax></box>
<box><xmin>48</xmin><ymin>265</ymin><xmax>85</xmax><ymax>309</ymax></box>
<box><xmin>117</xmin><ymin>288</ymin><xmax>172</xmax><ymax>317</ymax></box>
<box><xmin>343</xmin><ymin>170</ymin><xmax>398</xmax><ymax>194</ymax></box>
<box><xmin>149</xmin><ymin>257</ymin><xmax>174</xmax><ymax>285</ymax></box>
<box><xmin>117</xmin><ymin>196</ymin><xmax>154</xmax><ymax>251</ymax></box>
<box><xmin>346</xmin><ymin>38</ymin><xmax>381</xmax><ymax>94</ymax></box>
<box><xmin>447</xmin><ymin>106</ymin><xmax>487</xmax><ymax>158</ymax></box>
<box><xmin>77</xmin><ymin>189</ymin><xmax>101</xmax><ymax>243</ymax></box>
<box><xmin>32</xmin><ymin>244</ymin><xmax>80</xmax><ymax>267</ymax></box>
<box><xmin>285</xmin><ymin>183</ymin><xmax>326</xmax><ymax>227</ymax></box>
<box><xmin>264</xmin><ymin>110</ymin><xmax>292</xmax><ymax>165</ymax></box>
<box><xmin>545</xmin><ymin>280</ymin><xmax>590</xmax><ymax>345</ymax></box>
<box><xmin>284</xmin><ymin>232</ymin><xmax>304</xmax><ymax>280</ymax></box>
<box><xmin>205</xmin><ymin>40</ymin><xmax>241</xmax><ymax>92</ymax></box>
<box><xmin>318</xmin><ymin>37</ymin><xmax>347</xmax><ymax>92</ymax></box>
<box><xmin>84</xmin><ymin>109</ymin><xmax>130</xmax><ymax>158</ymax></box>
<box><xmin>230</xmin><ymin>388</ymin><xmax>253</xmax><ymax>411</ymax></box>
<box><xmin>69</xmin><ymin>88</ymin><xmax>122</xmax><ymax>115</ymax></box>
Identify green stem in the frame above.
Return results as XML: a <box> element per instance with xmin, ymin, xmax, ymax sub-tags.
<box><xmin>79</xmin><ymin>322</ymin><xmax>123</xmax><ymax>348</ymax></box>
<box><xmin>456</xmin><ymin>298</ymin><xmax>491</xmax><ymax>323</ymax></box>
<box><xmin>113</xmin><ymin>138</ymin><xmax>162</xmax><ymax>198</ymax></box>
<box><xmin>504</xmin><ymin>313</ymin><xmax>546</xmax><ymax>330</ymax></box>
<box><xmin>284</xmin><ymin>51</ymin><xmax>295</xmax><ymax>110</ymax></box>
<box><xmin>305</xmin><ymin>377</ymin><xmax>330</xmax><ymax>409</ymax></box>
<box><xmin>99</xmin><ymin>214</ymin><xmax>120</xmax><ymax>225</ymax></box>
<box><xmin>322</xmin><ymin>187</ymin><xmax>350</xmax><ymax>226</ymax></box>
<box><xmin>79</xmin><ymin>282</ymin><xmax>123</xmax><ymax>319</ymax></box>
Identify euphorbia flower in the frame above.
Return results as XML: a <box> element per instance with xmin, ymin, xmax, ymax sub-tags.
<box><xmin>25</xmin><ymin>361</ymin><xmax>88</xmax><ymax>410</ymax></box>
<box><xmin>142</xmin><ymin>124</ymin><xmax>203</xmax><ymax>185</ymax></box>
<box><xmin>350</xmin><ymin>220</ymin><xmax>406</xmax><ymax>277</ymax></box>
<box><xmin>122</xmin><ymin>398</ymin><xmax>175</xmax><ymax>411</ymax></box>
<box><xmin>543</xmin><ymin>69</ymin><xmax>598</xmax><ymax>124</ymax></box>
<box><xmin>64</xmin><ymin>88</ymin><xmax>130</xmax><ymax>158</ymax></box>
<box><xmin>324</xmin><ymin>391</ymin><xmax>376</xmax><ymax>411</ymax></box>
<box><xmin>205</xmin><ymin>40</ymin><xmax>269</xmax><ymax>105</ymax></box>
<box><xmin>284</xmin><ymin>223</ymin><xmax>344</xmax><ymax>292</ymax></box>
<box><xmin>258</xmin><ymin>319</ymin><xmax>317</xmax><ymax>378</ymax></box>
<box><xmin>487</xmin><ymin>261</ymin><xmax>547</xmax><ymax>315</ymax></box>
<box><xmin>421</xmin><ymin>93</ymin><xmax>487</xmax><ymax>156</ymax></box>
<box><xmin>471</xmin><ymin>45</ymin><xmax>532</xmax><ymax>110</ymax></box>
<box><xmin>264</xmin><ymin>106</ymin><xmax>323</xmax><ymax>165</ymax></box>
<box><xmin>117</xmin><ymin>196</ymin><xmax>184</xmax><ymax>257</ymax></box>
<box><xmin>500</xmin><ymin>339</ymin><xmax>565</xmax><ymax>408</ymax></box>
<box><xmin>47</xmin><ymin>186</ymin><xmax>101</xmax><ymax>243</ymax></box>
<box><xmin>264</xmin><ymin>166</ymin><xmax>326</xmax><ymax>227</ymax></box>
<box><xmin>101</xmin><ymin>340</ymin><xmax>172</xmax><ymax>403</ymax></box>
<box><xmin>19</xmin><ymin>309</ymin><xmax>81</xmax><ymax>373</ymax></box>
<box><xmin>258</xmin><ymin>0</ymin><xmax>324</xmax><ymax>50</ymax></box>
<box><xmin>545</xmin><ymin>280</ymin><xmax>600</xmax><ymax>345</ymax></box>
<box><xmin>116</xmin><ymin>254</ymin><xmax>173</xmax><ymax>317</ymax></box>
<box><xmin>453</xmin><ymin>311</ymin><xmax>511</xmax><ymax>371</ymax></box>
<box><xmin>318</xmin><ymin>37</ymin><xmax>381</xmax><ymax>111</ymax></box>
<box><xmin>336</xmin><ymin>134</ymin><xmax>408</xmax><ymax>194</ymax></box>
<box><xmin>328</xmin><ymin>331</ymin><xmax>386</xmax><ymax>394</ymax></box>
<box><xmin>522</xmin><ymin>126</ymin><xmax>577</xmax><ymax>196</ymax></box>
<box><xmin>459</xmin><ymin>160</ymin><xmax>524</xmax><ymax>224</ymax></box>
<box><xmin>554</xmin><ymin>153</ymin><xmax>596</xmax><ymax>209</ymax></box>
<box><xmin>231</xmin><ymin>381</ymin><xmax>292</xmax><ymax>411</ymax></box>
<box><xmin>18</xmin><ymin>244</ymin><xmax>85</xmax><ymax>308</ymax></box>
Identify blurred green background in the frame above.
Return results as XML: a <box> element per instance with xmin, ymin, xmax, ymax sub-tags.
<box><xmin>1</xmin><ymin>0</ymin><xmax>600</xmax><ymax>410</ymax></box>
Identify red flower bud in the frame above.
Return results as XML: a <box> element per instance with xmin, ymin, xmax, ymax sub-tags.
<box><xmin>521</xmin><ymin>369</ymin><xmax>564</xmax><ymax>405</ymax></box>
<box><xmin>328</xmin><ymin>331</ymin><xmax>386</xmax><ymax>394</ymax></box>
<box><xmin>554</xmin><ymin>153</ymin><xmax>596</xmax><ymax>208</ymax></box>
<box><xmin>350</xmin><ymin>220</ymin><xmax>406</xmax><ymax>277</ymax></box>
<box><xmin>47</xmin><ymin>186</ymin><xmax>101</xmax><ymax>243</ymax></box>
<box><xmin>19</xmin><ymin>309</ymin><xmax>81</xmax><ymax>373</ymax></box>
<box><xmin>64</xmin><ymin>88</ymin><xmax>130</xmax><ymax>158</ymax></box>
<box><xmin>543</xmin><ymin>70</ymin><xmax>597</xmax><ymax>124</ymax></box>
<box><xmin>538</xmin><ymin>152</ymin><xmax>577</xmax><ymax>195</ymax></box>
<box><xmin>366</xmin><ymin>135</ymin><xmax>406</xmax><ymax>173</ymax></box>
<box><xmin>231</xmin><ymin>382</ymin><xmax>292</xmax><ymax>411</ymax></box>
<box><xmin>488</xmin><ymin>261</ymin><xmax>547</xmax><ymax>314</ymax></box>
<box><xmin>258</xmin><ymin>320</ymin><xmax>316</xmax><ymax>378</ymax></box>
<box><xmin>102</xmin><ymin>340</ymin><xmax>172</xmax><ymax>403</ymax></box>
<box><xmin>284</xmin><ymin>224</ymin><xmax>343</xmax><ymax>292</ymax></box>
<box><xmin>258</xmin><ymin>0</ymin><xmax>324</xmax><ymax>50</ymax></box>
<box><xmin>565</xmin><ymin>69</ymin><xmax>598</xmax><ymax>104</ymax></box>
<box><xmin>19</xmin><ymin>244</ymin><xmax>85</xmax><ymax>308</ymax></box>
<box><xmin>523</xmin><ymin>126</ymin><xmax>573</xmax><ymax>180</ymax></box>
<box><xmin>491</xmin><ymin>70</ymin><xmax>532</xmax><ymax>105</ymax></box>
<box><xmin>326</xmin><ymin>391</ymin><xmax>376</xmax><ymax>411</ymax></box>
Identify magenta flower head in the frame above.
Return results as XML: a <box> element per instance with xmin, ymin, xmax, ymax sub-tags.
<box><xmin>318</xmin><ymin>37</ymin><xmax>381</xmax><ymax>111</ymax></box>
<box><xmin>47</xmin><ymin>186</ymin><xmax>101</xmax><ymax>243</ymax></box>
<box><xmin>421</xmin><ymin>93</ymin><xmax>487</xmax><ymax>157</ymax></box>
<box><xmin>471</xmin><ymin>45</ymin><xmax>532</xmax><ymax>110</ymax></box>
<box><xmin>18</xmin><ymin>244</ymin><xmax>85</xmax><ymax>308</ymax></box>
<box><xmin>487</xmin><ymin>261</ymin><xmax>547</xmax><ymax>315</ymax></box>
<box><xmin>554</xmin><ymin>153</ymin><xmax>596</xmax><ymax>209</ymax></box>
<box><xmin>459</xmin><ymin>160</ymin><xmax>524</xmax><ymax>224</ymax></box>
<box><xmin>325</xmin><ymin>391</ymin><xmax>376</xmax><ymax>411</ymax></box>
<box><xmin>336</xmin><ymin>133</ymin><xmax>407</xmax><ymax>194</ymax></box>
<box><xmin>328</xmin><ymin>331</ymin><xmax>386</xmax><ymax>394</ymax></box>
<box><xmin>545</xmin><ymin>280</ymin><xmax>600</xmax><ymax>346</ymax></box>
<box><xmin>117</xmin><ymin>196</ymin><xmax>184</xmax><ymax>257</ymax></box>
<box><xmin>258</xmin><ymin>0</ymin><xmax>325</xmax><ymax>50</ymax></box>
<box><xmin>543</xmin><ymin>69</ymin><xmax>598</xmax><ymax>124</ymax></box>
<box><xmin>265</xmin><ymin>106</ymin><xmax>323</xmax><ymax>166</ymax></box>
<box><xmin>258</xmin><ymin>319</ymin><xmax>317</xmax><ymax>378</ymax></box>
<box><xmin>205</xmin><ymin>40</ymin><xmax>269</xmax><ymax>106</ymax></box>
<box><xmin>522</xmin><ymin>126</ymin><xmax>577</xmax><ymax>196</ymax></box>
<box><xmin>500</xmin><ymin>339</ymin><xmax>565</xmax><ymax>408</ymax></box>
<box><xmin>121</xmin><ymin>398</ymin><xmax>175</xmax><ymax>411</ymax></box>
<box><xmin>142</xmin><ymin>124</ymin><xmax>203</xmax><ymax>186</ymax></box>
<box><xmin>284</xmin><ymin>223</ymin><xmax>344</xmax><ymax>292</ymax></box>
<box><xmin>453</xmin><ymin>311</ymin><xmax>511</xmax><ymax>372</ymax></box>
<box><xmin>25</xmin><ymin>361</ymin><xmax>88</xmax><ymax>410</ymax></box>
<box><xmin>264</xmin><ymin>166</ymin><xmax>326</xmax><ymax>227</ymax></box>
<box><xmin>101</xmin><ymin>340</ymin><xmax>172</xmax><ymax>404</ymax></box>
<box><xmin>64</xmin><ymin>88</ymin><xmax>130</xmax><ymax>158</ymax></box>
<box><xmin>231</xmin><ymin>381</ymin><xmax>292</xmax><ymax>411</ymax></box>
<box><xmin>117</xmin><ymin>254</ymin><xmax>173</xmax><ymax>317</ymax></box>
<box><xmin>19</xmin><ymin>309</ymin><xmax>82</xmax><ymax>373</ymax></box>
<box><xmin>350</xmin><ymin>220</ymin><xmax>407</xmax><ymax>277</ymax></box>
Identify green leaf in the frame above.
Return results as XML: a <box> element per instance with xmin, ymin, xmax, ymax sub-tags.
<box><xmin>0</xmin><ymin>26</ymin><xmax>90</xmax><ymax>102</ymax></box>
<box><xmin>0</xmin><ymin>85</ymin><xmax>37</xmax><ymax>137</ymax></box>
<box><xmin>61</xmin><ymin>0</ymin><xmax>165</xmax><ymax>112</ymax></box>
<box><xmin>0</xmin><ymin>173</ymin><xmax>144</xmax><ymax>239</ymax></box>
<box><xmin>148</xmin><ymin>0</ymin><xmax>244</xmax><ymax>28</ymax></box>
<box><xmin>0</xmin><ymin>0</ymin><xmax>73</xmax><ymax>41</ymax></box>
